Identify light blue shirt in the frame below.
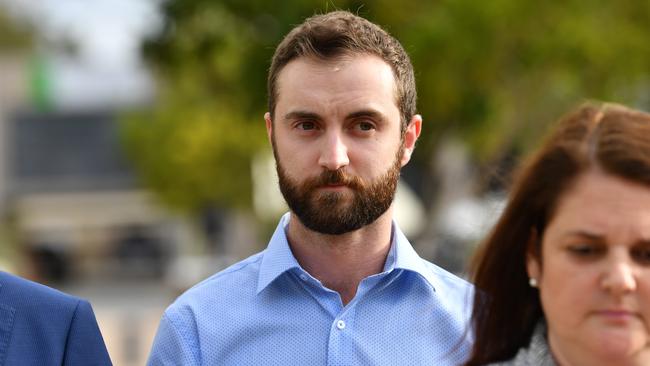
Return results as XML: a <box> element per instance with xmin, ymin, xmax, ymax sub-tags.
<box><xmin>148</xmin><ymin>213</ymin><xmax>473</xmax><ymax>365</ymax></box>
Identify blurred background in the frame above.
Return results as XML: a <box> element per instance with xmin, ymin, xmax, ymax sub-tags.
<box><xmin>0</xmin><ymin>0</ymin><xmax>648</xmax><ymax>364</ymax></box>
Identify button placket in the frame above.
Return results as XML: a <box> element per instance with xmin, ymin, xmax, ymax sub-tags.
<box><xmin>336</xmin><ymin>319</ymin><xmax>346</xmax><ymax>330</ymax></box>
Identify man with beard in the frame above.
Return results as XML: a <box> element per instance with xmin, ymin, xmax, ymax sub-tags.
<box><xmin>148</xmin><ymin>11</ymin><xmax>473</xmax><ymax>366</ymax></box>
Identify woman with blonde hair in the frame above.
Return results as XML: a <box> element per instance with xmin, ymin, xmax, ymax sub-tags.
<box><xmin>466</xmin><ymin>102</ymin><xmax>650</xmax><ymax>365</ymax></box>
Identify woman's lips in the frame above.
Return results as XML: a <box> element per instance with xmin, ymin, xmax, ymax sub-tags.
<box><xmin>593</xmin><ymin>309</ymin><xmax>638</xmax><ymax>323</ymax></box>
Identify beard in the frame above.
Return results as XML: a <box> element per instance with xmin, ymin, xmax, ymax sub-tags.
<box><xmin>274</xmin><ymin>146</ymin><xmax>403</xmax><ymax>235</ymax></box>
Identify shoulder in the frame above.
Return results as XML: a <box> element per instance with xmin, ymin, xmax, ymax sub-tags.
<box><xmin>151</xmin><ymin>251</ymin><xmax>266</xmax><ymax>361</ymax></box>
<box><xmin>413</xmin><ymin>259</ymin><xmax>474</xmax><ymax>324</ymax></box>
<box><xmin>164</xmin><ymin>251</ymin><xmax>265</xmax><ymax>318</ymax></box>
<box><xmin>0</xmin><ymin>271</ymin><xmax>94</xmax><ymax>333</ymax></box>
<box><xmin>484</xmin><ymin>323</ymin><xmax>555</xmax><ymax>366</ymax></box>
<box><xmin>0</xmin><ymin>271</ymin><xmax>80</xmax><ymax>310</ymax></box>
<box><xmin>421</xmin><ymin>259</ymin><xmax>473</xmax><ymax>295</ymax></box>
<box><xmin>484</xmin><ymin>360</ymin><xmax>517</xmax><ymax>366</ymax></box>
<box><xmin>0</xmin><ymin>272</ymin><xmax>110</xmax><ymax>365</ymax></box>
<box><xmin>182</xmin><ymin>251</ymin><xmax>264</xmax><ymax>300</ymax></box>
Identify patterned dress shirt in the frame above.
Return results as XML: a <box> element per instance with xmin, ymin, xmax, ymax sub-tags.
<box><xmin>148</xmin><ymin>213</ymin><xmax>474</xmax><ymax>365</ymax></box>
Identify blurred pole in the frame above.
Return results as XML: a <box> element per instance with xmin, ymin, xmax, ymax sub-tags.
<box><xmin>27</xmin><ymin>55</ymin><xmax>53</xmax><ymax>112</ymax></box>
<box><xmin>0</xmin><ymin>55</ymin><xmax>26</xmax><ymax>271</ymax></box>
<box><xmin>0</xmin><ymin>56</ymin><xmax>27</xmax><ymax>221</ymax></box>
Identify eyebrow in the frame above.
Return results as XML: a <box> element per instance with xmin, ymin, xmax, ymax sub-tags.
<box><xmin>283</xmin><ymin>110</ymin><xmax>321</xmax><ymax>122</ymax></box>
<box><xmin>283</xmin><ymin>109</ymin><xmax>386</xmax><ymax>122</ymax></box>
<box><xmin>346</xmin><ymin>109</ymin><xmax>386</xmax><ymax>121</ymax></box>
<box><xmin>564</xmin><ymin>230</ymin><xmax>603</xmax><ymax>240</ymax></box>
<box><xmin>563</xmin><ymin>230</ymin><xmax>650</xmax><ymax>246</ymax></box>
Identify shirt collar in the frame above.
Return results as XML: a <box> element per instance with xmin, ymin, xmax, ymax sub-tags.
<box><xmin>388</xmin><ymin>221</ymin><xmax>440</xmax><ymax>292</ymax></box>
<box><xmin>257</xmin><ymin>213</ymin><xmax>440</xmax><ymax>293</ymax></box>
<box><xmin>257</xmin><ymin>213</ymin><xmax>301</xmax><ymax>294</ymax></box>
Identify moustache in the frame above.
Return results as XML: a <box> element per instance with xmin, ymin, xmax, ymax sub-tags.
<box><xmin>304</xmin><ymin>169</ymin><xmax>365</xmax><ymax>191</ymax></box>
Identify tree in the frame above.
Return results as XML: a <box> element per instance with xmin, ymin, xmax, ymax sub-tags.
<box><xmin>123</xmin><ymin>0</ymin><xmax>650</xmax><ymax>217</ymax></box>
<box><xmin>123</xmin><ymin>0</ymin><xmax>370</xmax><ymax>214</ymax></box>
<box><xmin>0</xmin><ymin>8</ymin><xmax>32</xmax><ymax>50</ymax></box>
<box><xmin>0</xmin><ymin>7</ymin><xmax>33</xmax><ymax>267</ymax></box>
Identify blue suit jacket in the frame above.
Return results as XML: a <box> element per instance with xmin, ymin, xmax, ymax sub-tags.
<box><xmin>0</xmin><ymin>271</ymin><xmax>112</xmax><ymax>365</ymax></box>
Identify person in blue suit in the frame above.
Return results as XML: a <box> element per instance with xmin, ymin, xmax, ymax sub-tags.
<box><xmin>0</xmin><ymin>271</ymin><xmax>112</xmax><ymax>365</ymax></box>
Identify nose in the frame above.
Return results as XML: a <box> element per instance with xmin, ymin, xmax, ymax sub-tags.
<box><xmin>600</xmin><ymin>259</ymin><xmax>637</xmax><ymax>295</ymax></box>
<box><xmin>318</xmin><ymin>131</ymin><xmax>349</xmax><ymax>171</ymax></box>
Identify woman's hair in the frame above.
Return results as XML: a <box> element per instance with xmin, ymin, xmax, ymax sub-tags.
<box><xmin>465</xmin><ymin>102</ymin><xmax>650</xmax><ymax>365</ymax></box>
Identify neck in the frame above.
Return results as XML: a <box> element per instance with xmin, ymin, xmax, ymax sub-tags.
<box><xmin>286</xmin><ymin>209</ymin><xmax>394</xmax><ymax>305</ymax></box>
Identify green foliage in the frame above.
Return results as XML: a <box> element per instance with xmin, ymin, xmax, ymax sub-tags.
<box><xmin>124</xmin><ymin>0</ymin><xmax>650</xmax><ymax>212</ymax></box>
<box><xmin>122</xmin><ymin>96</ymin><xmax>263</xmax><ymax>211</ymax></box>
<box><xmin>393</xmin><ymin>0</ymin><xmax>650</xmax><ymax>161</ymax></box>
<box><xmin>0</xmin><ymin>8</ymin><xmax>33</xmax><ymax>50</ymax></box>
<box><xmin>123</xmin><ymin>0</ymin><xmax>367</xmax><ymax>213</ymax></box>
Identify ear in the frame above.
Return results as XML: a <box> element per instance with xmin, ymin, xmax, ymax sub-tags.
<box><xmin>526</xmin><ymin>228</ymin><xmax>542</xmax><ymax>283</ymax></box>
<box><xmin>400</xmin><ymin>114</ymin><xmax>422</xmax><ymax>167</ymax></box>
<box><xmin>264</xmin><ymin>112</ymin><xmax>273</xmax><ymax>143</ymax></box>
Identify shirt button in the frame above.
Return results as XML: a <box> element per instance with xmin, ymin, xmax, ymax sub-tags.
<box><xmin>299</xmin><ymin>274</ymin><xmax>308</xmax><ymax>281</ymax></box>
<box><xmin>336</xmin><ymin>320</ymin><xmax>346</xmax><ymax>330</ymax></box>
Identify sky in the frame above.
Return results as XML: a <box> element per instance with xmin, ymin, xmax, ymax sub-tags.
<box><xmin>0</xmin><ymin>0</ymin><xmax>163</xmax><ymax>109</ymax></box>
<box><xmin>0</xmin><ymin>0</ymin><xmax>162</xmax><ymax>67</ymax></box>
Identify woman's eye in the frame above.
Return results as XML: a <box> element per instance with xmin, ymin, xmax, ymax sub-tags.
<box><xmin>567</xmin><ymin>244</ymin><xmax>602</xmax><ymax>258</ymax></box>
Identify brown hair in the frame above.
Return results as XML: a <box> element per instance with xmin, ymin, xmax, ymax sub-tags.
<box><xmin>465</xmin><ymin>102</ymin><xmax>650</xmax><ymax>365</ymax></box>
<box><xmin>267</xmin><ymin>10</ymin><xmax>416</xmax><ymax>132</ymax></box>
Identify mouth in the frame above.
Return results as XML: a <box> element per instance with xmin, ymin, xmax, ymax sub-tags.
<box><xmin>593</xmin><ymin>309</ymin><xmax>639</xmax><ymax>323</ymax></box>
<box><xmin>319</xmin><ymin>184</ymin><xmax>348</xmax><ymax>190</ymax></box>
<box><xmin>320</xmin><ymin>181</ymin><xmax>348</xmax><ymax>188</ymax></box>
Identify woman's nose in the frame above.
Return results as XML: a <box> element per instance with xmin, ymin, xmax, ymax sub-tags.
<box><xmin>600</xmin><ymin>259</ymin><xmax>637</xmax><ymax>296</ymax></box>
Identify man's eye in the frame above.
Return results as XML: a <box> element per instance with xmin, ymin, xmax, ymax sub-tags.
<box><xmin>297</xmin><ymin>121</ymin><xmax>316</xmax><ymax>130</ymax></box>
<box><xmin>356</xmin><ymin>121</ymin><xmax>375</xmax><ymax>131</ymax></box>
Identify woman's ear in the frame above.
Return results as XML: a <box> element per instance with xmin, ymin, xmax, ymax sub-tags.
<box><xmin>526</xmin><ymin>228</ymin><xmax>541</xmax><ymax>283</ymax></box>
